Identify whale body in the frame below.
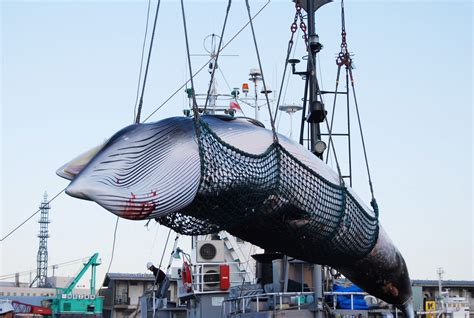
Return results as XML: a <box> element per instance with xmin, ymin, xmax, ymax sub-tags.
<box><xmin>58</xmin><ymin>115</ymin><xmax>413</xmax><ymax>317</ymax></box>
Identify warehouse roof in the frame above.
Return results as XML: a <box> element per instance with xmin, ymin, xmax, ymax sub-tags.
<box><xmin>103</xmin><ymin>273</ymin><xmax>155</xmax><ymax>287</ymax></box>
<box><xmin>412</xmin><ymin>280</ymin><xmax>474</xmax><ymax>288</ymax></box>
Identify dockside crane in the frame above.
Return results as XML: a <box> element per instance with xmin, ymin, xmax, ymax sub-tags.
<box><xmin>47</xmin><ymin>252</ymin><xmax>103</xmax><ymax>317</ymax></box>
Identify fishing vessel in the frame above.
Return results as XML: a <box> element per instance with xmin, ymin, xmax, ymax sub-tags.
<box><xmin>79</xmin><ymin>1</ymin><xmax>412</xmax><ymax>317</ymax></box>
<box><xmin>55</xmin><ymin>0</ymin><xmax>413</xmax><ymax>317</ymax></box>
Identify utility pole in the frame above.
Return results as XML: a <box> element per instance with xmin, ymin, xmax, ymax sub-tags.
<box><xmin>437</xmin><ymin>267</ymin><xmax>444</xmax><ymax>297</ymax></box>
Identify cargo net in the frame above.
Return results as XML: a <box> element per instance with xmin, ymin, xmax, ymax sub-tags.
<box><xmin>158</xmin><ymin>120</ymin><xmax>379</xmax><ymax>263</ymax></box>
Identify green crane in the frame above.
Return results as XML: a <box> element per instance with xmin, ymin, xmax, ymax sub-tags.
<box><xmin>47</xmin><ymin>253</ymin><xmax>104</xmax><ymax>317</ymax></box>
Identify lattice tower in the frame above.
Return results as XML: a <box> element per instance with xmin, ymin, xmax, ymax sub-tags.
<box><xmin>36</xmin><ymin>192</ymin><xmax>50</xmax><ymax>287</ymax></box>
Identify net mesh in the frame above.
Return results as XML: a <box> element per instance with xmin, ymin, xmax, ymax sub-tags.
<box><xmin>157</xmin><ymin>120</ymin><xmax>379</xmax><ymax>263</ymax></box>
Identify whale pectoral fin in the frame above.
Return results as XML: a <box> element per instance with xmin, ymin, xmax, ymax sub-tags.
<box><xmin>56</xmin><ymin>142</ymin><xmax>107</xmax><ymax>180</ymax></box>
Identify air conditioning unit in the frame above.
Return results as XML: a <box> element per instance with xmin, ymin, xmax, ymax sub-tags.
<box><xmin>201</xmin><ymin>265</ymin><xmax>221</xmax><ymax>291</ymax></box>
<box><xmin>196</xmin><ymin>240</ymin><xmax>225</xmax><ymax>263</ymax></box>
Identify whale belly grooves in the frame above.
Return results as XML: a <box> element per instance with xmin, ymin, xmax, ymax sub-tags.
<box><xmin>64</xmin><ymin>117</ymin><xmax>201</xmax><ymax>220</ymax></box>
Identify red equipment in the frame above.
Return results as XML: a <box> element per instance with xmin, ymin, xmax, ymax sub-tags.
<box><xmin>219</xmin><ymin>264</ymin><xmax>230</xmax><ymax>290</ymax></box>
<box><xmin>11</xmin><ymin>300</ymin><xmax>52</xmax><ymax>315</ymax></box>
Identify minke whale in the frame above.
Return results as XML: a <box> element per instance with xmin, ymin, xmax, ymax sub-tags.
<box><xmin>58</xmin><ymin>115</ymin><xmax>413</xmax><ymax>317</ymax></box>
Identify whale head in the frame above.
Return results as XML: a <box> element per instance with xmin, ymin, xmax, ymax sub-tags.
<box><xmin>59</xmin><ymin>117</ymin><xmax>200</xmax><ymax>220</ymax></box>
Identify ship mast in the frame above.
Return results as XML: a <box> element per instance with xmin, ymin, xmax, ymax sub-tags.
<box><xmin>298</xmin><ymin>1</ymin><xmax>331</xmax><ymax>317</ymax></box>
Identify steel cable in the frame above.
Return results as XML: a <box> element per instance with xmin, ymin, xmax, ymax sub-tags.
<box><xmin>135</xmin><ymin>0</ymin><xmax>163</xmax><ymax>124</ymax></box>
<box><xmin>133</xmin><ymin>0</ymin><xmax>153</xmax><ymax>123</ymax></box>
<box><xmin>244</xmin><ymin>0</ymin><xmax>278</xmax><ymax>143</ymax></box>
<box><xmin>142</xmin><ymin>1</ymin><xmax>270</xmax><ymax>123</ymax></box>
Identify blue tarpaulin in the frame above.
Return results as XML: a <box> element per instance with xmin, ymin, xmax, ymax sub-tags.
<box><xmin>333</xmin><ymin>284</ymin><xmax>369</xmax><ymax>309</ymax></box>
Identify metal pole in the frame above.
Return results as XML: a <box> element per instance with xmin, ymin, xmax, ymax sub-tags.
<box><xmin>254</xmin><ymin>79</ymin><xmax>259</xmax><ymax>120</ymax></box>
<box><xmin>289</xmin><ymin>112</ymin><xmax>294</xmax><ymax>139</ymax></box>
<box><xmin>91</xmin><ymin>263</ymin><xmax>96</xmax><ymax>295</ymax></box>
<box><xmin>306</xmin><ymin>1</ymin><xmax>324</xmax><ymax>317</ymax></box>
<box><xmin>346</xmin><ymin>68</ymin><xmax>352</xmax><ymax>187</ymax></box>
<box><xmin>307</xmin><ymin>0</ymin><xmax>321</xmax><ymax>153</ymax></box>
<box><xmin>299</xmin><ymin>68</ymin><xmax>310</xmax><ymax>146</ymax></box>
<box><xmin>283</xmin><ymin>256</ymin><xmax>289</xmax><ymax>292</ymax></box>
<box><xmin>313</xmin><ymin>264</ymin><xmax>323</xmax><ymax>318</ymax></box>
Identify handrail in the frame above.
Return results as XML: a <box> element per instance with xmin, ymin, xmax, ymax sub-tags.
<box><xmin>223</xmin><ymin>290</ymin><xmax>371</xmax><ymax>315</ymax></box>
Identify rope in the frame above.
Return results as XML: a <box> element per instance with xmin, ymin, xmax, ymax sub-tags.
<box><xmin>323</xmin><ymin>116</ymin><xmax>345</xmax><ymax>186</ymax></box>
<box><xmin>282</xmin><ymin>28</ymin><xmax>300</xmax><ymax>108</ymax></box>
<box><xmin>95</xmin><ymin>215</ymin><xmax>120</xmax><ymax>297</ymax></box>
<box><xmin>0</xmin><ymin>188</ymin><xmax>65</xmax><ymax>242</ymax></box>
<box><xmin>142</xmin><ymin>1</ymin><xmax>271</xmax><ymax>123</ymax></box>
<box><xmin>348</xmin><ymin>67</ymin><xmax>377</xmax><ymax>214</ymax></box>
<box><xmin>135</xmin><ymin>0</ymin><xmax>163</xmax><ymax>124</ymax></box>
<box><xmin>149</xmin><ymin>223</ymin><xmax>161</xmax><ymax>259</ymax></box>
<box><xmin>341</xmin><ymin>0</ymin><xmax>346</xmax><ymax>32</ymax></box>
<box><xmin>274</xmin><ymin>2</ymin><xmax>302</xmax><ymax>124</ymax></box>
<box><xmin>203</xmin><ymin>0</ymin><xmax>232</xmax><ymax>112</ymax></box>
<box><xmin>158</xmin><ymin>228</ymin><xmax>172</xmax><ymax>269</ymax></box>
<box><xmin>217</xmin><ymin>66</ymin><xmax>232</xmax><ymax>94</ymax></box>
<box><xmin>151</xmin><ymin>228</ymin><xmax>173</xmax><ymax>318</ymax></box>
<box><xmin>218</xmin><ymin>66</ymin><xmax>248</xmax><ymax>117</ymax></box>
<box><xmin>133</xmin><ymin>0</ymin><xmax>153</xmax><ymax>123</ymax></box>
<box><xmin>180</xmin><ymin>0</ymin><xmax>199</xmax><ymax>119</ymax></box>
<box><xmin>105</xmin><ymin>216</ymin><xmax>120</xmax><ymax>275</ymax></box>
<box><xmin>165</xmin><ymin>234</ymin><xmax>180</xmax><ymax>275</ymax></box>
<box><xmin>325</xmin><ymin>65</ymin><xmax>342</xmax><ymax>165</ymax></box>
<box><xmin>339</xmin><ymin>0</ymin><xmax>377</xmax><ymax>213</ymax></box>
<box><xmin>244</xmin><ymin>0</ymin><xmax>278</xmax><ymax>143</ymax></box>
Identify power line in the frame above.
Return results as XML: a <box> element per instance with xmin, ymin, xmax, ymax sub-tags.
<box><xmin>0</xmin><ymin>189</ymin><xmax>65</xmax><ymax>242</ymax></box>
<box><xmin>0</xmin><ymin>256</ymin><xmax>89</xmax><ymax>281</ymax></box>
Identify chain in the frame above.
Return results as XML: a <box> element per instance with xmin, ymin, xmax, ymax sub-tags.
<box><xmin>336</xmin><ymin>31</ymin><xmax>352</xmax><ymax>69</ymax></box>
<box><xmin>287</xmin><ymin>3</ymin><xmax>301</xmax><ymax>60</ymax></box>
<box><xmin>297</xmin><ymin>5</ymin><xmax>308</xmax><ymax>47</ymax></box>
<box><xmin>274</xmin><ymin>1</ymin><xmax>307</xmax><ymax>123</ymax></box>
<box><xmin>336</xmin><ymin>0</ymin><xmax>351</xmax><ymax>69</ymax></box>
<box><xmin>290</xmin><ymin>2</ymin><xmax>308</xmax><ymax>49</ymax></box>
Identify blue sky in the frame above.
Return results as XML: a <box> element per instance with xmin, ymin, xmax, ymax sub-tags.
<box><xmin>1</xmin><ymin>0</ymin><xmax>472</xmax><ymax>286</ymax></box>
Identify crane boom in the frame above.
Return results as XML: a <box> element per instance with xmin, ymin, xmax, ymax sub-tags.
<box><xmin>62</xmin><ymin>253</ymin><xmax>100</xmax><ymax>295</ymax></box>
